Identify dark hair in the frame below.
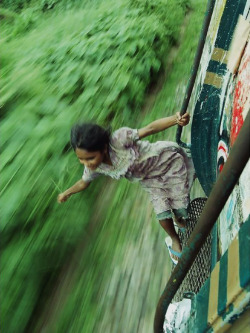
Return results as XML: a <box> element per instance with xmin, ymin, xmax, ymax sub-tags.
<box><xmin>70</xmin><ymin>123</ymin><xmax>111</xmax><ymax>152</ymax></box>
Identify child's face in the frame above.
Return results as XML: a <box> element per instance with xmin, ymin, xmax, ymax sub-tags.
<box><xmin>75</xmin><ymin>147</ymin><xmax>105</xmax><ymax>170</ymax></box>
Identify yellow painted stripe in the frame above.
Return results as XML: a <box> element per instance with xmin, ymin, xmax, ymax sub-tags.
<box><xmin>204</xmin><ymin>72</ymin><xmax>223</xmax><ymax>88</ymax></box>
<box><xmin>211</xmin><ymin>47</ymin><xmax>228</xmax><ymax>64</ymax></box>
<box><xmin>208</xmin><ymin>262</ymin><xmax>220</xmax><ymax>326</ymax></box>
<box><xmin>208</xmin><ymin>308</ymin><xmax>230</xmax><ymax>333</ymax></box>
<box><xmin>208</xmin><ymin>260</ymin><xmax>230</xmax><ymax>333</ymax></box>
<box><xmin>215</xmin><ymin>321</ymin><xmax>232</xmax><ymax>333</ymax></box>
<box><xmin>227</xmin><ymin>236</ymin><xmax>240</xmax><ymax>305</ymax></box>
<box><xmin>208</xmin><ymin>0</ymin><xmax>227</xmax><ymax>44</ymax></box>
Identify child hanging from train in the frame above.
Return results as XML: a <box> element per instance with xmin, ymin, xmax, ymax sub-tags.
<box><xmin>58</xmin><ymin>112</ymin><xmax>195</xmax><ymax>264</ymax></box>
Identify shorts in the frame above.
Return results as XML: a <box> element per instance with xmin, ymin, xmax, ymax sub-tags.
<box><xmin>156</xmin><ymin>208</ymin><xmax>188</xmax><ymax>221</ymax></box>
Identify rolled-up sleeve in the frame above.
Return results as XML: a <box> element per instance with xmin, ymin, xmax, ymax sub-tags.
<box><xmin>112</xmin><ymin>127</ymin><xmax>139</xmax><ymax>148</ymax></box>
<box><xmin>82</xmin><ymin>167</ymin><xmax>101</xmax><ymax>183</ymax></box>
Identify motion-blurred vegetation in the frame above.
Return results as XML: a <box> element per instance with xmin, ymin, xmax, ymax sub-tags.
<box><xmin>1</xmin><ymin>0</ymin><xmax>205</xmax><ymax>331</ymax></box>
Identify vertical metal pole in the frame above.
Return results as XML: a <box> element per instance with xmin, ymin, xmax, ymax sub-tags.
<box><xmin>176</xmin><ymin>0</ymin><xmax>216</xmax><ymax>148</ymax></box>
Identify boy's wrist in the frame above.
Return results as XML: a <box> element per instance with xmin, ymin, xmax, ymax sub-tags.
<box><xmin>174</xmin><ymin>113</ymin><xmax>179</xmax><ymax>125</ymax></box>
<box><xmin>64</xmin><ymin>190</ymin><xmax>72</xmax><ymax>196</ymax></box>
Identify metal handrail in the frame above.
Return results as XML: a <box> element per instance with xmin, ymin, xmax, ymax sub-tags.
<box><xmin>154</xmin><ymin>111</ymin><xmax>250</xmax><ymax>333</ymax></box>
<box><xmin>176</xmin><ymin>0</ymin><xmax>216</xmax><ymax>148</ymax></box>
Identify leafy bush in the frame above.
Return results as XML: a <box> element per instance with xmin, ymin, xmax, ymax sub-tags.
<box><xmin>1</xmin><ymin>0</ymin><xmax>102</xmax><ymax>12</ymax></box>
<box><xmin>1</xmin><ymin>0</ymin><xmax>32</xmax><ymax>11</ymax></box>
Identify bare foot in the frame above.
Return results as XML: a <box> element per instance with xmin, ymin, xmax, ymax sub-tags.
<box><xmin>171</xmin><ymin>236</ymin><xmax>182</xmax><ymax>261</ymax></box>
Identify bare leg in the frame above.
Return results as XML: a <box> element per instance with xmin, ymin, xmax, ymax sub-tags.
<box><xmin>174</xmin><ymin>215</ymin><xmax>186</xmax><ymax>229</ymax></box>
<box><xmin>159</xmin><ymin>218</ymin><xmax>182</xmax><ymax>261</ymax></box>
<box><xmin>173</xmin><ymin>208</ymin><xmax>188</xmax><ymax>229</ymax></box>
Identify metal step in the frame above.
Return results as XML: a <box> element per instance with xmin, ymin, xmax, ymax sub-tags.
<box><xmin>172</xmin><ymin>197</ymin><xmax>212</xmax><ymax>302</ymax></box>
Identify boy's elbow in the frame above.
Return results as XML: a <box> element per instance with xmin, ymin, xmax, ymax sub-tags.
<box><xmin>146</xmin><ymin>124</ymin><xmax>156</xmax><ymax>136</ymax></box>
<box><xmin>138</xmin><ymin>124</ymin><xmax>156</xmax><ymax>138</ymax></box>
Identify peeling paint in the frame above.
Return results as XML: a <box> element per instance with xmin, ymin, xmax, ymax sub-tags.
<box><xmin>163</xmin><ymin>298</ymin><xmax>192</xmax><ymax>333</ymax></box>
<box><xmin>239</xmin><ymin>160</ymin><xmax>250</xmax><ymax>221</ymax></box>
<box><xmin>219</xmin><ymin>190</ymin><xmax>241</xmax><ymax>254</ymax></box>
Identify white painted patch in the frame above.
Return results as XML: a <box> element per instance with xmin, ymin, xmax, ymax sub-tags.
<box><xmin>219</xmin><ymin>188</ymin><xmax>241</xmax><ymax>255</ymax></box>
<box><xmin>218</xmin><ymin>71</ymin><xmax>231</xmax><ymax>121</ymax></box>
<box><xmin>239</xmin><ymin>160</ymin><xmax>250</xmax><ymax>222</ymax></box>
<box><xmin>163</xmin><ymin>298</ymin><xmax>191</xmax><ymax>333</ymax></box>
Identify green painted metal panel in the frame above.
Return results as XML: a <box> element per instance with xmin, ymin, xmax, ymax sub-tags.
<box><xmin>239</xmin><ymin>216</ymin><xmax>250</xmax><ymax>290</ymax></box>
<box><xmin>215</xmin><ymin>0</ymin><xmax>246</xmax><ymax>50</ymax></box>
<box><xmin>194</xmin><ymin>278</ymin><xmax>211</xmax><ymax>333</ymax></box>
<box><xmin>191</xmin><ymin>86</ymin><xmax>220</xmax><ymax>195</ymax></box>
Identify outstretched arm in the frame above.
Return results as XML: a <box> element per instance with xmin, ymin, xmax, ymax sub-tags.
<box><xmin>57</xmin><ymin>179</ymin><xmax>90</xmax><ymax>203</ymax></box>
<box><xmin>138</xmin><ymin>112</ymin><xmax>190</xmax><ymax>139</ymax></box>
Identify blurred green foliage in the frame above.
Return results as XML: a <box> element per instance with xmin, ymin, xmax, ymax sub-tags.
<box><xmin>40</xmin><ymin>2</ymin><xmax>207</xmax><ymax>332</ymax></box>
<box><xmin>0</xmin><ymin>0</ymin><xmax>198</xmax><ymax>331</ymax></box>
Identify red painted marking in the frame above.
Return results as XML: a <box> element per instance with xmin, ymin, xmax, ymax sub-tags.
<box><xmin>231</xmin><ymin>81</ymin><xmax>244</xmax><ymax>146</ymax></box>
<box><xmin>219</xmin><ymin>164</ymin><xmax>224</xmax><ymax>173</ymax></box>
<box><xmin>230</xmin><ymin>51</ymin><xmax>250</xmax><ymax>146</ymax></box>
<box><xmin>218</xmin><ymin>144</ymin><xmax>227</xmax><ymax>154</ymax></box>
